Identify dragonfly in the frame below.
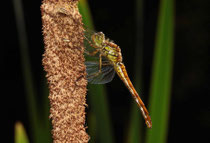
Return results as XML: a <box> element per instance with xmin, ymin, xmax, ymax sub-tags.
<box><xmin>84</xmin><ymin>29</ymin><xmax>152</xmax><ymax>128</ymax></box>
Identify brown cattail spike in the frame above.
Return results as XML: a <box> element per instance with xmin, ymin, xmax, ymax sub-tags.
<box><xmin>41</xmin><ymin>0</ymin><xmax>89</xmax><ymax>142</ymax></box>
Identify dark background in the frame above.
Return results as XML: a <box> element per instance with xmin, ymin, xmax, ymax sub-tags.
<box><xmin>2</xmin><ymin>0</ymin><xmax>210</xmax><ymax>142</ymax></box>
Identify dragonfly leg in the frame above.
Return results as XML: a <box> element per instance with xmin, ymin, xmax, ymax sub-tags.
<box><xmin>86</xmin><ymin>61</ymin><xmax>114</xmax><ymax>84</ymax></box>
<box><xmin>87</xmin><ymin>60</ymin><xmax>111</xmax><ymax>79</ymax></box>
<box><xmin>84</xmin><ymin>35</ymin><xmax>100</xmax><ymax>49</ymax></box>
<box><xmin>84</xmin><ymin>49</ymin><xmax>99</xmax><ymax>56</ymax></box>
<box><xmin>101</xmin><ymin>61</ymin><xmax>111</xmax><ymax>66</ymax></box>
<box><xmin>99</xmin><ymin>53</ymin><xmax>102</xmax><ymax>72</ymax></box>
<box><xmin>87</xmin><ymin>72</ymin><xmax>100</xmax><ymax>78</ymax></box>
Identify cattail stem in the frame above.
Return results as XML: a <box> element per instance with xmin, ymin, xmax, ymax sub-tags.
<box><xmin>41</xmin><ymin>0</ymin><xmax>89</xmax><ymax>142</ymax></box>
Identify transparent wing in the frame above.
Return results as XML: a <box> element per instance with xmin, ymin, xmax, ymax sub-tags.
<box><xmin>85</xmin><ymin>61</ymin><xmax>115</xmax><ymax>84</ymax></box>
<box><xmin>84</xmin><ymin>28</ymin><xmax>98</xmax><ymax>52</ymax></box>
<box><xmin>83</xmin><ymin>28</ymin><xmax>115</xmax><ymax>84</ymax></box>
<box><xmin>83</xmin><ymin>28</ymin><xmax>100</xmax><ymax>61</ymax></box>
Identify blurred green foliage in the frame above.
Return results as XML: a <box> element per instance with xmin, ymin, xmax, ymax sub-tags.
<box><xmin>13</xmin><ymin>0</ymin><xmax>51</xmax><ymax>143</ymax></box>
<box><xmin>146</xmin><ymin>0</ymin><xmax>174</xmax><ymax>143</ymax></box>
<box><xmin>15</xmin><ymin>122</ymin><xmax>29</xmax><ymax>143</ymax></box>
<box><xmin>127</xmin><ymin>0</ymin><xmax>144</xmax><ymax>143</ymax></box>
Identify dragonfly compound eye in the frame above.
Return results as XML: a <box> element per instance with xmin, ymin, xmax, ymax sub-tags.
<box><xmin>92</xmin><ymin>32</ymin><xmax>105</xmax><ymax>47</ymax></box>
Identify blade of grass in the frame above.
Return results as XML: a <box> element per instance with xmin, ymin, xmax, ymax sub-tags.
<box><xmin>79</xmin><ymin>1</ymin><xmax>114</xmax><ymax>143</ymax></box>
<box><xmin>88</xmin><ymin>85</ymin><xmax>114</xmax><ymax>143</ymax></box>
<box><xmin>146</xmin><ymin>0</ymin><xmax>174</xmax><ymax>143</ymax></box>
<box><xmin>78</xmin><ymin>0</ymin><xmax>94</xmax><ymax>28</ymax></box>
<box><xmin>12</xmin><ymin>0</ymin><xmax>40</xmax><ymax>142</ymax></box>
<box><xmin>126</xmin><ymin>0</ymin><xmax>144</xmax><ymax>142</ymax></box>
<box><xmin>13</xmin><ymin>1</ymin><xmax>51</xmax><ymax>142</ymax></box>
<box><xmin>15</xmin><ymin>122</ymin><xmax>29</xmax><ymax>143</ymax></box>
<box><xmin>40</xmin><ymin>78</ymin><xmax>51</xmax><ymax>143</ymax></box>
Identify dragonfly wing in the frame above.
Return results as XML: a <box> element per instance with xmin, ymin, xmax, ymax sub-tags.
<box><xmin>84</xmin><ymin>29</ymin><xmax>97</xmax><ymax>53</ymax></box>
<box><xmin>83</xmin><ymin>30</ymin><xmax>101</xmax><ymax>62</ymax></box>
<box><xmin>85</xmin><ymin>61</ymin><xmax>115</xmax><ymax>84</ymax></box>
<box><xmin>84</xmin><ymin>28</ymin><xmax>115</xmax><ymax>84</ymax></box>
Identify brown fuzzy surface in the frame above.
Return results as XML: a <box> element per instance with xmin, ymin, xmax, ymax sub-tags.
<box><xmin>41</xmin><ymin>0</ymin><xmax>89</xmax><ymax>142</ymax></box>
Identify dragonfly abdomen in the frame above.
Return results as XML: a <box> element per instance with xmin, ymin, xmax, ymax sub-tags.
<box><xmin>114</xmin><ymin>62</ymin><xmax>152</xmax><ymax>128</ymax></box>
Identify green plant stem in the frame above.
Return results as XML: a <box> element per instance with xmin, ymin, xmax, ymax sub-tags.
<box><xmin>127</xmin><ymin>0</ymin><xmax>144</xmax><ymax>142</ymax></box>
<box><xmin>146</xmin><ymin>0</ymin><xmax>174</xmax><ymax>143</ymax></box>
<box><xmin>15</xmin><ymin>122</ymin><xmax>29</xmax><ymax>143</ymax></box>
<box><xmin>12</xmin><ymin>0</ymin><xmax>40</xmax><ymax>142</ymax></box>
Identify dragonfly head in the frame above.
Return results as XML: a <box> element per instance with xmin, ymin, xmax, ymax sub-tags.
<box><xmin>91</xmin><ymin>32</ymin><xmax>105</xmax><ymax>47</ymax></box>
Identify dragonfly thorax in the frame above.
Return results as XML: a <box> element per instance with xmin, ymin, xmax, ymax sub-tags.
<box><xmin>102</xmin><ymin>42</ymin><xmax>123</xmax><ymax>64</ymax></box>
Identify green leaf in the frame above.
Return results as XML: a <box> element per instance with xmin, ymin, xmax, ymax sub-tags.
<box><xmin>126</xmin><ymin>0</ymin><xmax>144</xmax><ymax>143</ymax></box>
<box><xmin>13</xmin><ymin>0</ymin><xmax>51</xmax><ymax>142</ymax></box>
<box><xmin>146</xmin><ymin>0</ymin><xmax>174</xmax><ymax>143</ymax></box>
<box><xmin>78</xmin><ymin>0</ymin><xmax>94</xmax><ymax>28</ymax></box>
<box><xmin>12</xmin><ymin>0</ymin><xmax>40</xmax><ymax>142</ymax></box>
<box><xmin>15</xmin><ymin>122</ymin><xmax>29</xmax><ymax>143</ymax></box>
<box><xmin>88</xmin><ymin>85</ymin><xmax>114</xmax><ymax>143</ymax></box>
